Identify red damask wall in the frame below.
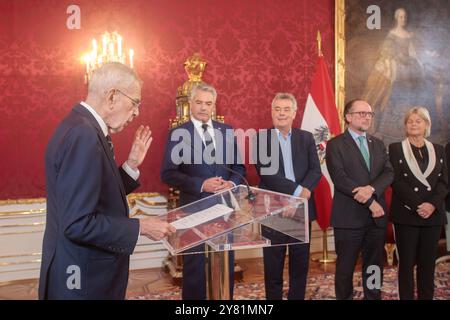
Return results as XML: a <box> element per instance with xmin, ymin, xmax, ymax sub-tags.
<box><xmin>0</xmin><ymin>0</ymin><xmax>335</xmax><ymax>199</ymax></box>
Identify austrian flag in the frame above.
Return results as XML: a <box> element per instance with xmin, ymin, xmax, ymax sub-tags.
<box><xmin>300</xmin><ymin>56</ymin><xmax>342</xmax><ymax>231</ymax></box>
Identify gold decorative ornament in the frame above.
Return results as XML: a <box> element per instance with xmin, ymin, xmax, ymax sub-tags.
<box><xmin>170</xmin><ymin>53</ymin><xmax>224</xmax><ymax>129</ymax></box>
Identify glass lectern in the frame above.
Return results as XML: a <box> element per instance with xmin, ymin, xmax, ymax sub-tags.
<box><xmin>159</xmin><ymin>185</ymin><xmax>309</xmax><ymax>299</ymax></box>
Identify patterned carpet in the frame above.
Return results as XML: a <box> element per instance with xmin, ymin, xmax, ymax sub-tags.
<box><xmin>129</xmin><ymin>262</ymin><xmax>450</xmax><ymax>300</ymax></box>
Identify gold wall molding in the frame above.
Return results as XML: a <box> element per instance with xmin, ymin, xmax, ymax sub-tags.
<box><xmin>0</xmin><ymin>267</ymin><xmax>39</xmax><ymax>275</ymax></box>
<box><xmin>335</xmin><ymin>0</ymin><xmax>346</xmax><ymax>129</ymax></box>
<box><xmin>0</xmin><ymin>222</ymin><xmax>45</xmax><ymax>228</ymax></box>
<box><xmin>0</xmin><ymin>259</ymin><xmax>41</xmax><ymax>267</ymax></box>
<box><xmin>0</xmin><ymin>198</ymin><xmax>46</xmax><ymax>206</ymax></box>
<box><xmin>0</xmin><ymin>252</ymin><xmax>41</xmax><ymax>259</ymax></box>
<box><xmin>0</xmin><ymin>230</ymin><xmax>43</xmax><ymax>236</ymax></box>
<box><xmin>0</xmin><ymin>192</ymin><xmax>164</xmax><ymax>218</ymax></box>
<box><xmin>0</xmin><ymin>209</ymin><xmax>45</xmax><ymax>218</ymax></box>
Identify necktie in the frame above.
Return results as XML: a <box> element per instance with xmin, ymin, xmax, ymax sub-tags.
<box><xmin>106</xmin><ymin>135</ymin><xmax>115</xmax><ymax>158</ymax></box>
<box><xmin>201</xmin><ymin>123</ymin><xmax>215</xmax><ymax>160</ymax></box>
<box><xmin>357</xmin><ymin>135</ymin><xmax>370</xmax><ymax>171</ymax></box>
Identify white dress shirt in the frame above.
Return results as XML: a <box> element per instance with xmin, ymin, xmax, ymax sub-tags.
<box><xmin>191</xmin><ymin>116</ymin><xmax>216</xmax><ymax>149</ymax></box>
<box><xmin>275</xmin><ymin>128</ymin><xmax>303</xmax><ymax>197</ymax></box>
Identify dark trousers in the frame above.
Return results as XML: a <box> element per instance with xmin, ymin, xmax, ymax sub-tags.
<box><xmin>262</xmin><ymin>225</ymin><xmax>311</xmax><ymax>300</ymax></box>
<box><xmin>182</xmin><ymin>244</ymin><xmax>234</xmax><ymax>300</ymax></box>
<box><xmin>394</xmin><ymin>224</ymin><xmax>442</xmax><ymax>300</ymax></box>
<box><xmin>334</xmin><ymin>224</ymin><xmax>386</xmax><ymax>300</ymax></box>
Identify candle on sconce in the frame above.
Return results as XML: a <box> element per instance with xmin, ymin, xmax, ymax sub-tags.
<box><xmin>91</xmin><ymin>39</ymin><xmax>97</xmax><ymax>69</ymax></box>
<box><xmin>129</xmin><ymin>49</ymin><xmax>134</xmax><ymax>68</ymax></box>
<box><xmin>83</xmin><ymin>53</ymin><xmax>91</xmax><ymax>76</ymax></box>
<box><xmin>117</xmin><ymin>35</ymin><xmax>122</xmax><ymax>57</ymax></box>
<box><xmin>102</xmin><ymin>34</ymin><xmax>107</xmax><ymax>56</ymax></box>
<box><xmin>90</xmin><ymin>51</ymin><xmax>96</xmax><ymax>71</ymax></box>
<box><xmin>92</xmin><ymin>39</ymin><xmax>97</xmax><ymax>56</ymax></box>
<box><xmin>109</xmin><ymin>42</ymin><xmax>115</xmax><ymax>60</ymax></box>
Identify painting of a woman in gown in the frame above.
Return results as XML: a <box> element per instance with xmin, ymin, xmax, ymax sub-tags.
<box><xmin>363</xmin><ymin>8</ymin><xmax>427</xmax><ymax>145</ymax></box>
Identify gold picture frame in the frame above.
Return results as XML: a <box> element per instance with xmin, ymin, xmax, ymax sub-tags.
<box><xmin>335</xmin><ymin>0</ymin><xmax>449</xmax><ymax>146</ymax></box>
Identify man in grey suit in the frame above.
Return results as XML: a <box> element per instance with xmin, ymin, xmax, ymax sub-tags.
<box><xmin>325</xmin><ymin>99</ymin><xmax>394</xmax><ymax>300</ymax></box>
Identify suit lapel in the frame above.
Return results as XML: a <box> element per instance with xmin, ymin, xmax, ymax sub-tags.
<box><xmin>290</xmin><ymin>129</ymin><xmax>298</xmax><ymax>164</ymax></box>
<box><xmin>187</xmin><ymin>120</ymin><xmax>203</xmax><ymax>150</ymax></box>
<box><xmin>367</xmin><ymin>134</ymin><xmax>375</xmax><ymax>174</ymax></box>
<box><xmin>290</xmin><ymin>129</ymin><xmax>301</xmax><ymax>179</ymax></box>
<box><xmin>343</xmin><ymin>130</ymin><xmax>370</xmax><ymax>173</ymax></box>
<box><xmin>212</xmin><ymin>121</ymin><xmax>225</xmax><ymax>175</ymax></box>
<box><xmin>423</xmin><ymin>140</ymin><xmax>436</xmax><ymax>178</ymax></box>
<box><xmin>187</xmin><ymin>120</ymin><xmax>216</xmax><ymax>174</ymax></box>
<box><xmin>401</xmin><ymin>139</ymin><xmax>433</xmax><ymax>188</ymax></box>
<box><xmin>269</xmin><ymin>128</ymin><xmax>286</xmax><ymax>176</ymax></box>
<box><xmin>73</xmin><ymin>104</ymin><xmax>129</xmax><ymax>213</ymax></box>
<box><xmin>99</xmin><ymin>133</ymin><xmax>128</xmax><ymax>197</ymax></box>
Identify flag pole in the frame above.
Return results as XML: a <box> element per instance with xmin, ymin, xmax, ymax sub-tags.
<box><xmin>317</xmin><ymin>30</ymin><xmax>323</xmax><ymax>57</ymax></box>
<box><xmin>310</xmin><ymin>30</ymin><xmax>336</xmax><ymax>264</ymax></box>
<box><xmin>311</xmin><ymin>229</ymin><xmax>336</xmax><ymax>263</ymax></box>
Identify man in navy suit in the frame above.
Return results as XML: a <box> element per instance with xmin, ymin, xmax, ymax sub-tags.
<box><xmin>255</xmin><ymin>92</ymin><xmax>322</xmax><ymax>300</ymax></box>
<box><xmin>39</xmin><ymin>62</ymin><xmax>175</xmax><ymax>300</ymax></box>
<box><xmin>161</xmin><ymin>83</ymin><xmax>246</xmax><ymax>299</ymax></box>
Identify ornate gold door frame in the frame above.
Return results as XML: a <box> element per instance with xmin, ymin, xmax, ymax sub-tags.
<box><xmin>335</xmin><ymin>0</ymin><xmax>346</xmax><ymax>130</ymax></box>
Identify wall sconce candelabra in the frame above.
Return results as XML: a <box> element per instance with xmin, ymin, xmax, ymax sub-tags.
<box><xmin>82</xmin><ymin>31</ymin><xmax>134</xmax><ymax>83</ymax></box>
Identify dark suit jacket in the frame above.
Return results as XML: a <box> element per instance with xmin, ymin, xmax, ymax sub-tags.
<box><xmin>389</xmin><ymin>141</ymin><xmax>448</xmax><ymax>226</ymax></box>
<box><xmin>160</xmin><ymin>120</ymin><xmax>246</xmax><ymax>206</ymax></box>
<box><xmin>255</xmin><ymin>128</ymin><xmax>322</xmax><ymax>221</ymax></box>
<box><xmin>39</xmin><ymin>104</ymin><xmax>140</xmax><ymax>300</ymax></box>
<box><xmin>325</xmin><ymin>130</ymin><xmax>394</xmax><ymax>228</ymax></box>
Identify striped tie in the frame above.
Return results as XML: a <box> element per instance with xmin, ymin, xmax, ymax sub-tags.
<box><xmin>201</xmin><ymin>123</ymin><xmax>215</xmax><ymax>160</ymax></box>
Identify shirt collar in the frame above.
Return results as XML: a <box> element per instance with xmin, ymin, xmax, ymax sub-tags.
<box><xmin>80</xmin><ymin>101</ymin><xmax>108</xmax><ymax>137</ymax></box>
<box><xmin>191</xmin><ymin>116</ymin><xmax>213</xmax><ymax>131</ymax></box>
<box><xmin>348</xmin><ymin>128</ymin><xmax>366</xmax><ymax>141</ymax></box>
<box><xmin>275</xmin><ymin>128</ymin><xmax>292</xmax><ymax>140</ymax></box>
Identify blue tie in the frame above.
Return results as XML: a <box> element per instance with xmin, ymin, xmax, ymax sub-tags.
<box><xmin>357</xmin><ymin>136</ymin><xmax>370</xmax><ymax>171</ymax></box>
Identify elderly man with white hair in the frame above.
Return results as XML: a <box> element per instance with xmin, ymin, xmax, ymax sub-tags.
<box><xmin>39</xmin><ymin>62</ymin><xmax>175</xmax><ymax>300</ymax></box>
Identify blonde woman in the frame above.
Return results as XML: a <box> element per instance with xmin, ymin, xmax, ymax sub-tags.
<box><xmin>388</xmin><ymin>107</ymin><xmax>448</xmax><ymax>300</ymax></box>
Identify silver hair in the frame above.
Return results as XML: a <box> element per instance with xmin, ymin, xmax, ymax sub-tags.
<box><xmin>404</xmin><ymin>106</ymin><xmax>432</xmax><ymax>138</ymax></box>
<box><xmin>189</xmin><ymin>83</ymin><xmax>217</xmax><ymax>103</ymax></box>
<box><xmin>271</xmin><ymin>92</ymin><xmax>297</xmax><ymax>111</ymax></box>
<box><xmin>88</xmin><ymin>62</ymin><xmax>142</xmax><ymax>98</ymax></box>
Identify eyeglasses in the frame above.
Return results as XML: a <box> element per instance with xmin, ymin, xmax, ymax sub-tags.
<box><xmin>348</xmin><ymin>111</ymin><xmax>375</xmax><ymax>118</ymax></box>
<box><xmin>115</xmin><ymin>89</ymin><xmax>141</xmax><ymax>109</ymax></box>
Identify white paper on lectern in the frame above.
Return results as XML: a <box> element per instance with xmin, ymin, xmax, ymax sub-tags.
<box><xmin>170</xmin><ymin>204</ymin><xmax>234</xmax><ymax>230</ymax></box>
